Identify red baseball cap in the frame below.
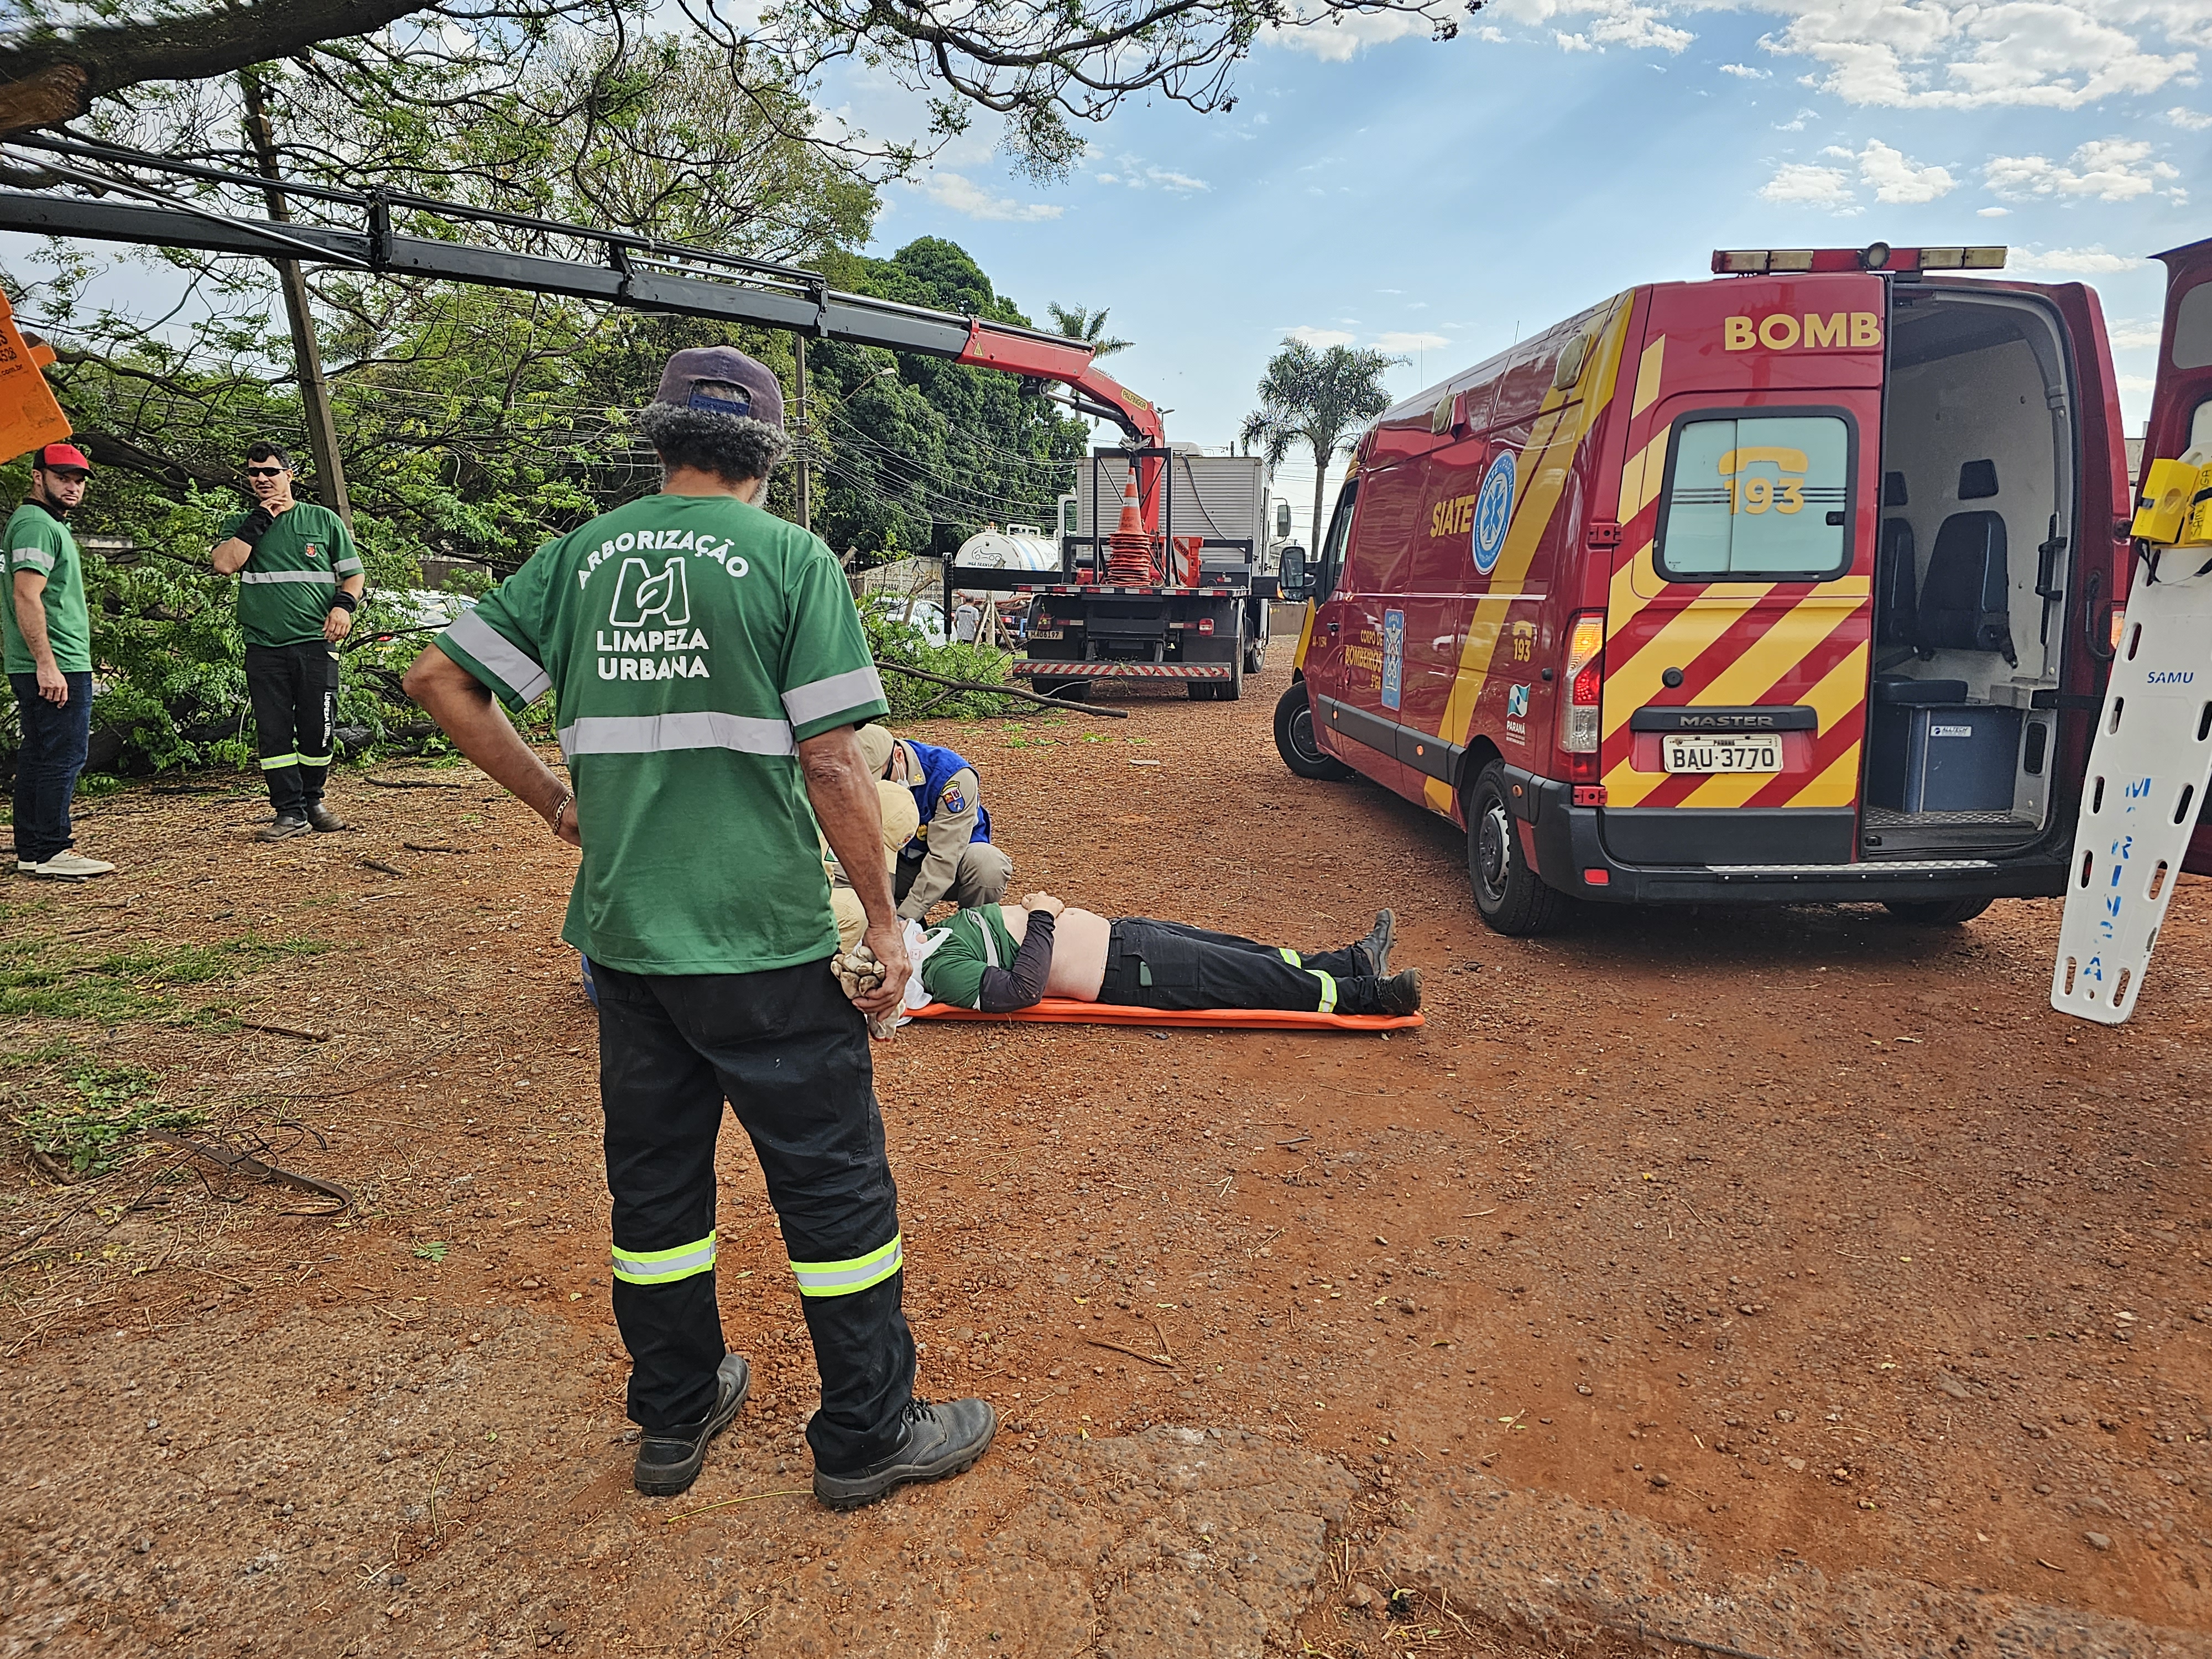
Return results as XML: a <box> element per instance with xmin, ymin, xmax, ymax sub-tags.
<box><xmin>34</xmin><ymin>442</ymin><xmax>91</xmax><ymax>473</ymax></box>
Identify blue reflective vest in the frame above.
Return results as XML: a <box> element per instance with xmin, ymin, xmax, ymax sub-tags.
<box><xmin>902</xmin><ymin>738</ymin><xmax>992</xmax><ymax>846</ymax></box>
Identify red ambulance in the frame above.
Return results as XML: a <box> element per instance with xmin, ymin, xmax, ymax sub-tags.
<box><xmin>1274</xmin><ymin>244</ymin><xmax>2136</xmax><ymax>935</ymax></box>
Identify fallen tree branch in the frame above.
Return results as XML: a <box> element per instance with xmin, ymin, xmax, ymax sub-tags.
<box><xmin>874</xmin><ymin>659</ymin><xmax>1128</xmax><ymax>719</ymax></box>
<box><xmin>235</xmin><ymin>1018</ymin><xmax>329</xmax><ymax>1042</ymax></box>
<box><xmin>147</xmin><ymin>1129</ymin><xmax>354</xmax><ymax>1214</ymax></box>
<box><xmin>363</xmin><ymin>775</ymin><xmax>468</xmax><ymax>789</ymax></box>
<box><xmin>1083</xmin><ymin>1335</ymin><xmax>1177</xmax><ymax>1369</ymax></box>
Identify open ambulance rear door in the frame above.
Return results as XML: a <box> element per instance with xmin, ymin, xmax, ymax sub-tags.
<box><xmin>2150</xmin><ymin>239</ymin><xmax>2212</xmax><ymax>876</ymax></box>
<box><xmin>2051</xmin><ymin>235</ymin><xmax>2212</xmax><ymax>1022</ymax></box>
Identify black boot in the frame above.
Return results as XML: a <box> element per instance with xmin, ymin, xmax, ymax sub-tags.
<box><xmin>812</xmin><ymin>1396</ymin><xmax>997</xmax><ymax>1511</ymax></box>
<box><xmin>1354</xmin><ymin>909</ymin><xmax>1396</xmax><ymax>977</ymax></box>
<box><xmin>1344</xmin><ymin>967</ymin><xmax>1422</xmax><ymax>1016</ymax></box>
<box><xmin>633</xmin><ymin>1353</ymin><xmax>750</xmax><ymax>1496</ymax></box>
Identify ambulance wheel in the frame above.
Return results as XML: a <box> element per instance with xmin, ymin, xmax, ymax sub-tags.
<box><xmin>1274</xmin><ymin>681</ymin><xmax>1351</xmax><ymax>779</ymax></box>
<box><xmin>1467</xmin><ymin>761</ymin><xmax>1567</xmax><ymax>936</ymax></box>
<box><xmin>1882</xmin><ymin>897</ymin><xmax>1994</xmax><ymax>926</ymax></box>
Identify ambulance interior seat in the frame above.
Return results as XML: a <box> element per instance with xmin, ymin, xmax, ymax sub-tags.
<box><xmin>1916</xmin><ymin>465</ymin><xmax>2016</xmax><ymax>669</ymax></box>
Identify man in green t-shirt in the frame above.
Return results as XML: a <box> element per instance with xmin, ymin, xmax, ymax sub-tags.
<box><xmin>6</xmin><ymin>442</ymin><xmax>114</xmax><ymax>880</ymax></box>
<box><xmin>210</xmin><ymin>441</ymin><xmax>364</xmax><ymax>841</ymax></box>
<box><xmin>402</xmin><ymin>346</ymin><xmax>993</xmax><ymax>1509</ymax></box>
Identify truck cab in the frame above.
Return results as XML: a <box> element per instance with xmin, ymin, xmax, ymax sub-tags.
<box><xmin>1277</xmin><ymin>246</ymin><xmax>2136</xmax><ymax>934</ymax></box>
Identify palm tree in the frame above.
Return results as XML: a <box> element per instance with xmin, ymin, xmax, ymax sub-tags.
<box><xmin>1240</xmin><ymin>338</ymin><xmax>1401</xmax><ymax>557</ymax></box>
<box><xmin>1046</xmin><ymin>302</ymin><xmax>1133</xmax><ymax>359</ymax></box>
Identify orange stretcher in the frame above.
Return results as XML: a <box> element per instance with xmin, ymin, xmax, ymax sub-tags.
<box><xmin>907</xmin><ymin>999</ymin><xmax>1422</xmax><ymax>1032</ymax></box>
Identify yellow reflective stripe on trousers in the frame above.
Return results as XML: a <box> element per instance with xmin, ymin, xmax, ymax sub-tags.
<box><xmin>789</xmin><ymin>1233</ymin><xmax>902</xmax><ymax>1297</ymax></box>
<box><xmin>259</xmin><ymin>753</ymin><xmax>300</xmax><ymax>770</ymax></box>
<box><xmin>1277</xmin><ymin>946</ymin><xmax>1301</xmax><ymax>966</ymax></box>
<box><xmin>298</xmin><ymin>753</ymin><xmax>331</xmax><ymax>768</ymax></box>
<box><xmin>612</xmin><ymin>1231</ymin><xmax>716</xmax><ymax>1286</ymax></box>
<box><xmin>1309</xmin><ymin>970</ymin><xmax>1338</xmax><ymax>1014</ymax></box>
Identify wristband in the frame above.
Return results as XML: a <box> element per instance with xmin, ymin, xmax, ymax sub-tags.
<box><xmin>549</xmin><ymin>791</ymin><xmax>573</xmax><ymax>837</ymax></box>
<box><xmin>236</xmin><ymin>506</ymin><xmax>275</xmax><ymax>547</ymax></box>
<box><xmin>328</xmin><ymin>590</ymin><xmax>359</xmax><ymax>614</ymax></box>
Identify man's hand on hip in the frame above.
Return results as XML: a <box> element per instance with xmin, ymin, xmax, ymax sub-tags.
<box><xmin>35</xmin><ymin>662</ymin><xmax>67</xmax><ymax>705</ymax></box>
<box><xmin>856</xmin><ymin>916</ymin><xmax>910</xmax><ymax>1017</ymax></box>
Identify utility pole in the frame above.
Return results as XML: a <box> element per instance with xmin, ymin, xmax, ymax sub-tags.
<box><xmin>794</xmin><ymin>334</ymin><xmax>810</xmax><ymax>532</ymax></box>
<box><xmin>238</xmin><ymin>69</ymin><xmax>352</xmax><ymax>528</ymax></box>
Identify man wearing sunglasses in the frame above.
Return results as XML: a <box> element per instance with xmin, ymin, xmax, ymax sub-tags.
<box><xmin>5</xmin><ymin>442</ymin><xmax>114</xmax><ymax>879</ymax></box>
<box><xmin>210</xmin><ymin>442</ymin><xmax>364</xmax><ymax>840</ymax></box>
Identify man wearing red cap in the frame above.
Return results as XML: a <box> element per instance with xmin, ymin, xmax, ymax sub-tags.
<box><xmin>5</xmin><ymin>443</ymin><xmax>114</xmax><ymax>879</ymax></box>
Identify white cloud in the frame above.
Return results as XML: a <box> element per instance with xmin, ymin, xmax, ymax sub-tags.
<box><xmin>1374</xmin><ymin>331</ymin><xmax>1452</xmax><ymax>352</ymax></box>
<box><xmin>1094</xmin><ymin>159</ymin><xmax>1211</xmax><ymax>194</ymax></box>
<box><xmin>1286</xmin><ymin>326</ymin><xmax>1357</xmax><ymax>348</ymax></box>
<box><xmin>2167</xmin><ymin>106</ymin><xmax>2212</xmax><ymax>130</ymax></box>
<box><xmin>1757</xmin><ymin>0</ymin><xmax>2197</xmax><ymax>111</ymax></box>
<box><xmin>2007</xmin><ymin>244</ymin><xmax>2146</xmax><ymax>274</ymax></box>
<box><xmin>1758</xmin><ymin>138</ymin><xmax>1951</xmax><ymax>210</ymax></box>
<box><xmin>2109</xmin><ymin>321</ymin><xmax>2164</xmax><ymax>349</ymax></box>
<box><xmin>1978</xmin><ymin>205</ymin><xmax>2011</xmax><ymax>217</ymax></box>
<box><xmin>2120</xmin><ymin>373</ymin><xmax>2156</xmax><ymax>395</ymax></box>
<box><xmin>1719</xmin><ymin>61</ymin><xmax>1770</xmax><ymax>78</ymax></box>
<box><xmin>1985</xmin><ymin>137</ymin><xmax>2180</xmax><ymax>202</ymax></box>
<box><xmin>1851</xmin><ymin>137</ymin><xmax>1958</xmax><ymax>201</ymax></box>
<box><xmin>1761</xmin><ymin>161</ymin><xmax>1859</xmax><ymax>208</ymax></box>
<box><xmin>909</xmin><ymin>173</ymin><xmax>1065</xmax><ymax>223</ymax></box>
<box><xmin>1265</xmin><ymin>9</ymin><xmax>1431</xmax><ymax>61</ymax></box>
<box><xmin>1423</xmin><ymin>0</ymin><xmax>2206</xmax><ymax>108</ymax></box>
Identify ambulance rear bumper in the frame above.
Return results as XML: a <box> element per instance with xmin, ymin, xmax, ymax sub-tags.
<box><xmin>1517</xmin><ymin>775</ymin><xmax>2070</xmax><ymax>905</ymax></box>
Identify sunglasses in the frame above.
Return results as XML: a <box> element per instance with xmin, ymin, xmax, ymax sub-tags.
<box><xmin>244</xmin><ymin>465</ymin><xmax>288</xmax><ymax>479</ymax></box>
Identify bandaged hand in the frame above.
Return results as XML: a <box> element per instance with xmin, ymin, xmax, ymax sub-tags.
<box><xmin>832</xmin><ymin>944</ymin><xmax>898</xmax><ymax>1041</ymax></box>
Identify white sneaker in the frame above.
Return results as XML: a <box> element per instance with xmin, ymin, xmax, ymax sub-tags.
<box><xmin>30</xmin><ymin>851</ymin><xmax>116</xmax><ymax>880</ymax></box>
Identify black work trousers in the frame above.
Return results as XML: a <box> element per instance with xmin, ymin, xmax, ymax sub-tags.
<box><xmin>592</xmin><ymin>956</ymin><xmax>915</xmax><ymax>1472</ymax></box>
<box><xmin>244</xmin><ymin>641</ymin><xmax>338</xmax><ymax>816</ymax></box>
<box><xmin>1098</xmin><ymin>918</ymin><xmax>1383</xmax><ymax>1013</ymax></box>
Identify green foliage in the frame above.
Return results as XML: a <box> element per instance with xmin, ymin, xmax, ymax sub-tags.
<box><xmin>0</xmin><ymin>931</ymin><xmax>331</xmax><ymax>1024</ymax></box>
<box><xmin>17</xmin><ymin>1063</ymin><xmax>203</xmax><ymax>1180</ymax></box>
<box><xmin>862</xmin><ymin>609</ymin><xmax>1021</xmax><ymax>721</ymax></box>
<box><xmin>414</xmin><ymin>1241</ymin><xmax>450</xmax><ymax>1263</ymax></box>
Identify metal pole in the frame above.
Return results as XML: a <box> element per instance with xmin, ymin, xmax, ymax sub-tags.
<box><xmin>239</xmin><ymin>71</ymin><xmax>351</xmax><ymax>528</ymax></box>
<box><xmin>794</xmin><ymin>334</ymin><xmax>810</xmax><ymax>532</ymax></box>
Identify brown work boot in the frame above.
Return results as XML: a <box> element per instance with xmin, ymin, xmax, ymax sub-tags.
<box><xmin>257</xmin><ymin>815</ymin><xmax>311</xmax><ymax>843</ymax></box>
<box><xmin>305</xmin><ymin>802</ymin><xmax>347</xmax><ymax>833</ymax></box>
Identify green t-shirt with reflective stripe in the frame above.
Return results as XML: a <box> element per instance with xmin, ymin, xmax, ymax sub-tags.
<box><xmin>916</xmin><ymin>905</ymin><xmax>1021</xmax><ymax>1009</ymax></box>
<box><xmin>432</xmin><ymin>492</ymin><xmax>889</xmax><ymax>976</ymax></box>
<box><xmin>219</xmin><ymin>502</ymin><xmax>361</xmax><ymax>648</ymax></box>
<box><xmin>3</xmin><ymin>502</ymin><xmax>92</xmax><ymax>674</ymax></box>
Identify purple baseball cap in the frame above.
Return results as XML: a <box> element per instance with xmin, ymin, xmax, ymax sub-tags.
<box><xmin>653</xmin><ymin>346</ymin><xmax>785</xmax><ymax>430</ymax></box>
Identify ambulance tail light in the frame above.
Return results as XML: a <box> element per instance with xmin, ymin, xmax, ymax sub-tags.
<box><xmin>1559</xmin><ymin>611</ymin><xmax>1605</xmax><ymax>782</ymax></box>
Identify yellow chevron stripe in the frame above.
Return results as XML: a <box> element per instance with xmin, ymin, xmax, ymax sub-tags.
<box><xmin>1602</xmin><ymin>753</ymin><xmax>1667</xmax><ymax>808</ymax></box>
<box><xmin>1790</xmin><ymin>741</ymin><xmax>1864</xmax><ymax>811</ymax></box>
<box><xmin>1679</xmin><ymin>641</ymin><xmax>1871</xmax><ymax>808</ymax></box>
<box><xmin>1292</xmin><ymin>598</ymin><xmax>1317</xmax><ymax>671</ymax></box>
<box><xmin>1679</xmin><ymin>595</ymin><xmax>1860</xmax><ymax>712</ymax></box>
<box><xmin>1607</xmin><ymin>540</ymin><xmax>1658</xmax><ymax>641</ymax></box>
<box><xmin>1618</xmin><ymin>432</ymin><xmax>1670</xmax><ymax>528</ymax></box>
<box><xmin>1631</xmin><ymin>335</ymin><xmax>1666</xmax><ymax>417</ymax></box>
<box><xmin>1600</xmin><ymin>592</ymin><xmax>1772</xmax><ymax>740</ymax></box>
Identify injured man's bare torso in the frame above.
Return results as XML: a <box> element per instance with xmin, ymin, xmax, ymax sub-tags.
<box><xmin>995</xmin><ymin>904</ymin><xmax>1112</xmax><ymax>1000</ymax></box>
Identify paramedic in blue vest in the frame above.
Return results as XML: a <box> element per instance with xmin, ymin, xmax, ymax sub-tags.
<box><xmin>854</xmin><ymin>724</ymin><xmax>1013</xmax><ymax>921</ymax></box>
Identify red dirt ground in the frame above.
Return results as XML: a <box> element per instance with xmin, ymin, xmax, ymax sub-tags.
<box><xmin>1</xmin><ymin>637</ymin><xmax>2207</xmax><ymax>1657</ymax></box>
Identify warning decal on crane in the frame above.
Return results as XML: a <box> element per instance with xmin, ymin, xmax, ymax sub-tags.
<box><xmin>2052</xmin><ymin>557</ymin><xmax>2212</xmax><ymax>1024</ymax></box>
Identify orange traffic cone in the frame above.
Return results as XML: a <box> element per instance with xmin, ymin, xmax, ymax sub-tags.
<box><xmin>1104</xmin><ymin>462</ymin><xmax>1159</xmax><ymax>585</ymax></box>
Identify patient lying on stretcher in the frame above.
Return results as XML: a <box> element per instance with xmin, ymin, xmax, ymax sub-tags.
<box><xmin>904</xmin><ymin>897</ymin><xmax>1420</xmax><ymax>1017</ymax></box>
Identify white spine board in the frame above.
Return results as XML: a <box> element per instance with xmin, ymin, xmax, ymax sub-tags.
<box><xmin>2052</xmin><ymin>560</ymin><xmax>2212</xmax><ymax>1023</ymax></box>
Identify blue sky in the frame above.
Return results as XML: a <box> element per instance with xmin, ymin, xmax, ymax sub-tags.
<box><xmin>830</xmin><ymin>0</ymin><xmax>2210</xmax><ymax>542</ymax></box>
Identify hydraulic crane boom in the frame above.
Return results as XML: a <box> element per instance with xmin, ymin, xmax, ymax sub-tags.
<box><xmin>0</xmin><ymin>135</ymin><xmax>1166</xmax><ymax>514</ymax></box>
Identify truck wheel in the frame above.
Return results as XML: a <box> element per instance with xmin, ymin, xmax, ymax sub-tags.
<box><xmin>1245</xmin><ymin>638</ymin><xmax>1266</xmax><ymax>676</ymax></box>
<box><xmin>1035</xmin><ymin>679</ymin><xmax>1091</xmax><ymax>703</ymax></box>
<box><xmin>1273</xmin><ymin>681</ymin><xmax>1352</xmax><ymax>779</ymax></box>
<box><xmin>1882</xmin><ymin>897</ymin><xmax>1994</xmax><ymax>925</ymax></box>
<box><xmin>1467</xmin><ymin>761</ymin><xmax>1567</xmax><ymax>936</ymax></box>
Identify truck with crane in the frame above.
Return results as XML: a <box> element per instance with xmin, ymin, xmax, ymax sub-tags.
<box><xmin>0</xmin><ymin>134</ymin><xmax>1259</xmax><ymax>705</ymax></box>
